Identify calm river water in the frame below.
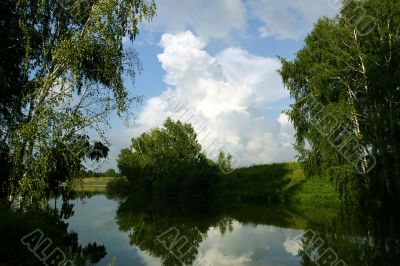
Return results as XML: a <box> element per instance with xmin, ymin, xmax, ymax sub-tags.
<box><xmin>53</xmin><ymin>193</ymin><xmax>400</xmax><ymax>266</ymax></box>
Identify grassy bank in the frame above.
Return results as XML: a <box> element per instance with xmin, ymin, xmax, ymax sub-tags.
<box><xmin>79</xmin><ymin>177</ymin><xmax>114</xmax><ymax>185</ymax></box>
<box><xmin>71</xmin><ymin>177</ymin><xmax>114</xmax><ymax>192</ymax></box>
<box><xmin>287</xmin><ymin>174</ymin><xmax>341</xmax><ymax>205</ymax></box>
<box><xmin>214</xmin><ymin>162</ymin><xmax>341</xmax><ymax>205</ymax></box>
<box><xmin>73</xmin><ymin>185</ymin><xmax>108</xmax><ymax>193</ymax></box>
<box><xmin>108</xmin><ymin>162</ymin><xmax>342</xmax><ymax>206</ymax></box>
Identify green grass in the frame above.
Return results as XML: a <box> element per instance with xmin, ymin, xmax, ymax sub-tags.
<box><xmin>80</xmin><ymin>177</ymin><xmax>114</xmax><ymax>184</ymax></box>
<box><xmin>71</xmin><ymin>177</ymin><xmax>113</xmax><ymax>192</ymax></box>
<box><xmin>71</xmin><ymin>177</ymin><xmax>114</xmax><ymax>186</ymax></box>
<box><xmin>108</xmin><ymin>162</ymin><xmax>343</xmax><ymax>207</ymax></box>
<box><xmin>288</xmin><ymin>174</ymin><xmax>341</xmax><ymax>206</ymax></box>
<box><xmin>215</xmin><ymin>162</ymin><xmax>301</xmax><ymax>202</ymax></box>
<box><xmin>73</xmin><ymin>185</ymin><xmax>107</xmax><ymax>193</ymax></box>
<box><xmin>215</xmin><ymin>162</ymin><xmax>342</xmax><ymax>206</ymax></box>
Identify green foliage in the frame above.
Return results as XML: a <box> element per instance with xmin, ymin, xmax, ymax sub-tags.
<box><xmin>106</xmin><ymin>184</ymin><xmax>400</xmax><ymax>266</ymax></box>
<box><xmin>214</xmin><ymin>162</ymin><xmax>310</xmax><ymax>204</ymax></box>
<box><xmin>0</xmin><ymin>143</ymin><xmax>12</xmax><ymax>199</ymax></box>
<box><xmin>279</xmin><ymin>0</ymin><xmax>400</xmax><ymax>204</ymax></box>
<box><xmin>108</xmin><ymin>189</ymin><xmax>400</xmax><ymax>266</ymax></box>
<box><xmin>217</xmin><ymin>151</ymin><xmax>233</xmax><ymax>173</ymax></box>
<box><xmin>107</xmin><ymin>176</ymin><xmax>131</xmax><ymax>198</ymax></box>
<box><xmin>103</xmin><ymin>168</ymin><xmax>118</xmax><ymax>177</ymax></box>
<box><xmin>0</xmin><ymin>206</ymin><xmax>107</xmax><ymax>265</ymax></box>
<box><xmin>117</xmin><ymin>118</ymin><xmax>218</xmax><ymax>196</ymax></box>
<box><xmin>114</xmin><ymin>149</ymin><xmax>341</xmax><ymax>205</ymax></box>
<box><xmin>287</xmin><ymin>175</ymin><xmax>342</xmax><ymax>206</ymax></box>
<box><xmin>0</xmin><ymin>0</ymin><xmax>156</xmax><ymax>204</ymax></box>
<box><xmin>83</xmin><ymin>168</ymin><xmax>120</xmax><ymax>178</ymax></box>
<box><xmin>0</xmin><ymin>0</ymin><xmax>25</xmax><ymax>134</ymax></box>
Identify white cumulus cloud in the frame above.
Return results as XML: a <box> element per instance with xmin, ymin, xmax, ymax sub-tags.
<box><xmin>146</xmin><ymin>0</ymin><xmax>246</xmax><ymax>40</ymax></box>
<box><xmin>283</xmin><ymin>237</ymin><xmax>302</xmax><ymax>256</ymax></box>
<box><xmin>249</xmin><ymin>0</ymin><xmax>339</xmax><ymax>39</ymax></box>
<box><xmin>130</xmin><ymin>31</ymin><xmax>296</xmax><ymax>166</ymax></box>
<box><xmin>142</xmin><ymin>0</ymin><xmax>340</xmax><ymax>41</ymax></box>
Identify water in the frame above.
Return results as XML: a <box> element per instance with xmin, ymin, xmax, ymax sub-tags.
<box><xmin>54</xmin><ymin>193</ymin><xmax>400</xmax><ymax>266</ymax></box>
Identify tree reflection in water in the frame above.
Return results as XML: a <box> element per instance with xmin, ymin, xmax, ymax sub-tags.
<box><xmin>0</xmin><ymin>189</ymin><xmax>107</xmax><ymax>266</ymax></box>
<box><xmin>110</xmin><ymin>192</ymin><xmax>400</xmax><ymax>266</ymax></box>
<box><xmin>298</xmin><ymin>207</ymin><xmax>400</xmax><ymax>266</ymax></box>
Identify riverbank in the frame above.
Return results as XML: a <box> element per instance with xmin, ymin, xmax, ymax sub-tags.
<box><xmin>214</xmin><ymin>162</ymin><xmax>341</xmax><ymax>206</ymax></box>
<box><xmin>79</xmin><ymin>177</ymin><xmax>114</xmax><ymax>185</ymax></box>
<box><xmin>71</xmin><ymin>177</ymin><xmax>114</xmax><ymax>192</ymax></box>
<box><xmin>108</xmin><ymin>162</ymin><xmax>342</xmax><ymax>206</ymax></box>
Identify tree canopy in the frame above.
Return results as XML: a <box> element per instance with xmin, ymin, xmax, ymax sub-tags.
<box><xmin>117</xmin><ymin>118</ymin><xmax>218</xmax><ymax>196</ymax></box>
<box><xmin>279</xmin><ymin>0</ymin><xmax>400</xmax><ymax>203</ymax></box>
<box><xmin>0</xmin><ymin>0</ymin><xmax>156</xmax><ymax>204</ymax></box>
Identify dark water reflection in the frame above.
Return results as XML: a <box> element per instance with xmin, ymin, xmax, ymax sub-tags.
<box><xmin>56</xmin><ymin>193</ymin><xmax>400</xmax><ymax>266</ymax></box>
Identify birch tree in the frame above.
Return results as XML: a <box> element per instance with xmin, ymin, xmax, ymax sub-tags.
<box><xmin>279</xmin><ymin>0</ymin><xmax>400</xmax><ymax>203</ymax></box>
<box><xmin>1</xmin><ymin>0</ymin><xmax>156</xmax><ymax>204</ymax></box>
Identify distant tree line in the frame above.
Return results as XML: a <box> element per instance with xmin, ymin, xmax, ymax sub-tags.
<box><xmin>82</xmin><ymin>169</ymin><xmax>121</xmax><ymax>178</ymax></box>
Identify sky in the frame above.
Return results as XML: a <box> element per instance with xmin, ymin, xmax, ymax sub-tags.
<box><xmin>99</xmin><ymin>0</ymin><xmax>341</xmax><ymax>171</ymax></box>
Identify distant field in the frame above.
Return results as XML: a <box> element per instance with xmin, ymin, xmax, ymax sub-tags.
<box><xmin>70</xmin><ymin>177</ymin><xmax>114</xmax><ymax>192</ymax></box>
<box><xmin>73</xmin><ymin>185</ymin><xmax>107</xmax><ymax>192</ymax></box>
<box><xmin>80</xmin><ymin>177</ymin><xmax>114</xmax><ymax>184</ymax></box>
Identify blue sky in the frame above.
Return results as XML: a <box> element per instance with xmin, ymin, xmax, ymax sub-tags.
<box><xmin>100</xmin><ymin>0</ymin><xmax>340</xmax><ymax>170</ymax></box>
